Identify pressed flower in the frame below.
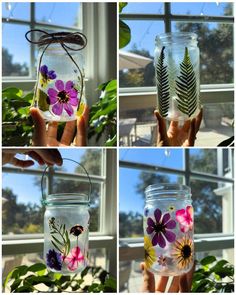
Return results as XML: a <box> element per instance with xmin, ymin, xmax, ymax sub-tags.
<box><xmin>172</xmin><ymin>236</ymin><xmax>193</xmax><ymax>270</ymax></box>
<box><xmin>48</xmin><ymin>80</ymin><xmax>79</xmax><ymax>116</ymax></box>
<box><xmin>46</xmin><ymin>249</ymin><xmax>62</xmax><ymax>271</ymax></box>
<box><xmin>64</xmin><ymin>246</ymin><xmax>84</xmax><ymax>271</ymax></box>
<box><xmin>144</xmin><ymin>236</ymin><xmax>156</xmax><ymax>269</ymax></box>
<box><xmin>176</xmin><ymin>206</ymin><xmax>193</xmax><ymax>233</ymax></box>
<box><xmin>146</xmin><ymin>208</ymin><xmax>176</xmax><ymax>248</ymax></box>
<box><xmin>167</xmin><ymin>205</ymin><xmax>176</xmax><ymax>212</ymax></box>
<box><xmin>70</xmin><ymin>224</ymin><xmax>84</xmax><ymax>237</ymax></box>
<box><xmin>157</xmin><ymin>255</ymin><xmax>167</xmax><ymax>267</ymax></box>
<box><xmin>40</xmin><ymin>65</ymin><xmax>56</xmax><ymax>88</ymax></box>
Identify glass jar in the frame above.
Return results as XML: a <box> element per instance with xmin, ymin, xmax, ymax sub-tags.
<box><xmin>26</xmin><ymin>30</ymin><xmax>87</xmax><ymax>122</ymax></box>
<box><xmin>42</xmin><ymin>158</ymin><xmax>91</xmax><ymax>274</ymax></box>
<box><xmin>154</xmin><ymin>32</ymin><xmax>200</xmax><ymax>121</ymax></box>
<box><xmin>143</xmin><ymin>184</ymin><xmax>194</xmax><ymax>276</ymax></box>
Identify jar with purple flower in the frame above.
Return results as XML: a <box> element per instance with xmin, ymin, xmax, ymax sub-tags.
<box><xmin>144</xmin><ymin>184</ymin><xmax>194</xmax><ymax>276</ymax></box>
<box><xmin>25</xmin><ymin>30</ymin><xmax>87</xmax><ymax>121</ymax></box>
<box><xmin>42</xmin><ymin>159</ymin><xmax>91</xmax><ymax>274</ymax></box>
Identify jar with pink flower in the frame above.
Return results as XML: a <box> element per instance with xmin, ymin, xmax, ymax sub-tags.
<box><xmin>42</xmin><ymin>159</ymin><xmax>91</xmax><ymax>274</ymax></box>
<box><xmin>144</xmin><ymin>184</ymin><xmax>194</xmax><ymax>276</ymax></box>
<box><xmin>25</xmin><ymin>30</ymin><xmax>87</xmax><ymax>122</ymax></box>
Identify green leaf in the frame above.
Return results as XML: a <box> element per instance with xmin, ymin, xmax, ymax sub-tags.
<box><xmin>10</xmin><ymin>278</ymin><xmax>22</xmax><ymax>292</ymax></box>
<box><xmin>25</xmin><ymin>275</ymin><xmax>53</xmax><ymax>287</ymax></box>
<box><xmin>119</xmin><ymin>20</ymin><xmax>131</xmax><ymax>49</ymax></box>
<box><xmin>2</xmin><ymin>87</ymin><xmax>23</xmax><ymax>98</ymax></box>
<box><xmin>119</xmin><ymin>2</ymin><xmax>127</xmax><ymax>13</ymax></box>
<box><xmin>105</xmin><ymin>79</ymin><xmax>117</xmax><ymax>92</ymax></box>
<box><xmin>81</xmin><ymin>267</ymin><xmax>90</xmax><ymax>278</ymax></box>
<box><xmin>200</xmin><ymin>255</ymin><xmax>217</xmax><ymax>266</ymax></box>
<box><xmin>4</xmin><ymin>268</ymin><xmax>15</xmax><ymax>289</ymax></box>
<box><xmin>52</xmin><ymin>235</ymin><xmax>64</xmax><ymax>246</ymax></box>
<box><xmin>28</xmin><ymin>263</ymin><xmax>47</xmax><ymax>273</ymax></box>
<box><xmin>51</xmin><ymin>240</ymin><xmax>63</xmax><ymax>253</ymax></box>
<box><xmin>53</xmin><ymin>273</ymin><xmax>62</xmax><ymax>280</ymax></box>
<box><xmin>105</xmin><ymin>134</ymin><xmax>117</xmax><ymax>146</ymax></box>
<box><xmin>11</xmin><ymin>265</ymin><xmax>29</xmax><ymax>279</ymax></box>
<box><xmin>175</xmin><ymin>47</ymin><xmax>198</xmax><ymax>117</ymax></box>
<box><xmin>155</xmin><ymin>46</ymin><xmax>170</xmax><ymax>117</ymax></box>
<box><xmin>37</xmin><ymin>88</ymin><xmax>49</xmax><ymax>111</ymax></box>
<box><xmin>14</xmin><ymin>285</ymin><xmax>33</xmax><ymax>292</ymax></box>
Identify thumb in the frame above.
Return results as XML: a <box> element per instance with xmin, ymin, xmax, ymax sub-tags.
<box><xmin>75</xmin><ymin>116</ymin><xmax>87</xmax><ymax>146</ymax></box>
<box><xmin>30</xmin><ymin>107</ymin><xmax>47</xmax><ymax>146</ymax></box>
<box><xmin>140</xmin><ymin>262</ymin><xmax>156</xmax><ymax>292</ymax></box>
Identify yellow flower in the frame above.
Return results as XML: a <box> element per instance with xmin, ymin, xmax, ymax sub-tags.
<box><xmin>172</xmin><ymin>235</ymin><xmax>193</xmax><ymax>270</ymax></box>
<box><xmin>144</xmin><ymin>236</ymin><xmax>156</xmax><ymax>269</ymax></box>
<box><xmin>76</xmin><ymin>101</ymin><xmax>86</xmax><ymax>117</ymax></box>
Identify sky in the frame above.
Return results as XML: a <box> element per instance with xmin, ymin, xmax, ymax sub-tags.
<box><xmin>2</xmin><ymin>149</ymin><xmax>100</xmax><ymax>205</ymax></box>
<box><xmin>2</xmin><ymin>2</ymin><xmax>232</xmax><ymax>70</ymax></box>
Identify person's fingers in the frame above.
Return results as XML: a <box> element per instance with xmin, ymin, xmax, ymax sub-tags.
<box><xmin>195</xmin><ymin>108</ymin><xmax>203</xmax><ymax>132</ymax></box>
<box><xmin>27</xmin><ymin>151</ymin><xmax>46</xmax><ymax>165</ymax></box>
<box><xmin>35</xmin><ymin>149</ymin><xmax>63</xmax><ymax>166</ymax></box>
<box><xmin>82</xmin><ymin>105</ymin><xmax>89</xmax><ymax>129</ymax></box>
<box><xmin>156</xmin><ymin>276</ymin><xmax>169</xmax><ymax>292</ymax></box>
<box><xmin>30</xmin><ymin>107</ymin><xmax>47</xmax><ymax>146</ymax></box>
<box><xmin>188</xmin><ymin>118</ymin><xmax>196</xmax><ymax>146</ymax></box>
<box><xmin>168</xmin><ymin>276</ymin><xmax>180</xmax><ymax>293</ymax></box>
<box><xmin>140</xmin><ymin>262</ymin><xmax>156</xmax><ymax>293</ymax></box>
<box><xmin>10</xmin><ymin>157</ymin><xmax>34</xmax><ymax>168</ymax></box>
<box><xmin>47</xmin><ymin>122</ymin><xmax>58</xmax><ymax>139</ymax></box>
<box><xmin>155</xmin><ymin>110</ymin><xmax>169</xmax><ymax>146</ymax></box>
<box><xmin>169</xmin><ymin>120</ymin><xmax>179</xmax><ymax>129</ymax></box>
<box><xmin>60</xmin><ymin>120</ymin><xmax>76</xmax><ymax>146</ymax></box>
<box><xmin>75</xmin><ymin>116</ymin><xmax>87</xmax><ymax>146</ymax></box>
<box><xmin>179</xmin><ymin>261</ymin><xmax>196</xmax><ymax>292</ymax></box>
<box><xmin>182</xmin><ymin>120</ymin><xmax>191</xmax><ymax>133</ymax></box>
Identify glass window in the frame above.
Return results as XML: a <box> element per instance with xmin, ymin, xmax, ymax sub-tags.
<box><xmin>189</xmin><ymin>149</ymin><xmax>218</xmax><ymax>174</ymax></box>
<box><xmin>2</xmin><ymin>2</ymin><xmax>30</xmax><ymax>21</ymax></box>
<box><xmin>122</xmin><ymin>2</ymin><xmax>164</xmax><ymax>14</ymax></box>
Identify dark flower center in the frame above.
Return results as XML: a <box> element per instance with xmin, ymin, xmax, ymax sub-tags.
<box><xmin>153</xmin><ymin>222</ymin><xmax>166</xmax><ymax>234</ymax></box>
<box><xmin>58</xmin><ymin>90</ymin><xmax>69</xmax><ymax>102</ymax></box>
<box><xmin>181</xmin><ymin>245</ymin><xmax>192</xmax><ymax>259</ymax></box>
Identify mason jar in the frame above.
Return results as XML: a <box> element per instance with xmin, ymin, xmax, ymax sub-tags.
<box><xmin>42</xmin><ymin>158</ymin><xmax>91</xmax><ymax>274</ymax></box>
<box><xmin>154</xmin><ymin>32</ymin><xmax>200</xmax><ymax>121</ymax></box>
<box><xmin>144</xmin><ymin>184</ymin><xmax>194</xmax><ymax>276</ymax></box>
<box><xmin>26</xmin><ymin>30</ymin><xmax>87</xmax><ymax>122</ymax></box>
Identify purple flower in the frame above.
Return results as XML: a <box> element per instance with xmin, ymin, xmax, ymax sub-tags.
<box><xmin>40</xmin><ymin>65</ymin><xmax>56</xmax><ymax>87</ymax></box>
<box><xmin>47</xmin><ymin>80</ymin><xmax>79</xmax><ymax>116</ymax></box>
<box><xmin>46</xmin><ymin>249</ymin><xmax>62</xmax><ymax>271</ymax></box>
<box><xmin>146</xmin><ymin>208</ymin><xmax>176</xmax><ymax>248</ymax></box>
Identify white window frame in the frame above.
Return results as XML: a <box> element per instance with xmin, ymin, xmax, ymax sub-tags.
<box><xmin>119</xmin><ymin>2</ymin><xmax>234</xmax><ymax>104</ymax></box>
<box><xmin>2</xmin><ymin>149</ymin><xmax>117</xmax><ymax>277</ymax></box>
<box><xmin>119</xmin><ymin>148</ymin><xmax>234</xmax><ymax>262</ymax></box>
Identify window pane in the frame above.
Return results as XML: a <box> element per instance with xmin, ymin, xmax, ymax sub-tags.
<box><xmin>2</xmin><ymin>24</ymin><xmax>30</xmax><ymax>77</ymax></box>
<box><xmin>189</xmin><ymin>149</ymin><xmax>218</xmax><ymax>174</ymax></box>
<box><xmin>172</xmin><ymin>22</ymin><xmax>233</xmax><ymax>84</ymax></box>
<box><xmin>119</xmin><ymin>20</ymin><xmax>164</xmax><ymax>87</ymax></box>
<box><xmin>2</xmin><ymin>2</ymin><xmax>30</xmax><ymax>20</ymax></box>
<box><xmin>122</xmin><ymin>3</ymin><xmax>164</xmax><ymax>14</ymax></box>
<box><xmin>35</xmin><ymin>3</ymin><xmax>81</xmax><ymax>28</ymax></box>
<box><xmin>171</xmin><ymin>2</ymin><xmax>233</xmax><ymax>16</ymax></box>
<box><xmin>190</xmin><ymin>179</ymin><xmax>233</xmax><ymax>234</ymax></box>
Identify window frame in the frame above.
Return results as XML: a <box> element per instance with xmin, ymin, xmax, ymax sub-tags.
<box><xmin>119</xmin><ymin>148</ymin><xmax>234</xmax><ymax>261</ymax></box>
<box><xmin>2</xmin><ymin>149</ymin><xmax>117</xmax><ymax>276</ymax></box>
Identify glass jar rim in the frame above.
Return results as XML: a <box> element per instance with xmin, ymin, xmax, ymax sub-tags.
<box><xmin>156</xmin><ymin>32</ymin><xmax>198</xmax><ymax>44</ymax></box>
<box><xmin>44</xmin><ymin>193</ymin><xmax>90</xmax><ymax>206</ymax></box>
<box><xmin>145</xmin><ymin>183</ymin><xmax>191</xmax><ymax>199</ymax></box>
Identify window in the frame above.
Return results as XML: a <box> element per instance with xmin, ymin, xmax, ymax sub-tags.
<box><xmin>119</xmin><ymin>2</ymin><xmax>234</xmax><ymax>146</ymax></box>
<box><xmin>119</xmin><ymin>148</ymin><xmax>234</xmax><ymax>292</ymax></box>
<box><xmin>2</xmin><ymin>148</ymin><xmax>117</xmax><ymax>278</ymax></box>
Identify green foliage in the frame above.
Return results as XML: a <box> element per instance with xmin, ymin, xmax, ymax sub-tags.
<box><xmin>49</xmin><ymin>218</ymin><xmax>70</xmax><ymax>256</ymax></box>
<box><xmin>155</xmin><ymin>46</ymin><xmax>170</xmax><ymax>117</ymax></box>
<box><xmin>119</xmin><ymin>3</ymin><xmax>131</xmax><ymax>49</ymax></box>
<box><xmin>89</xmin><ymin>80</ymin><xmax>117</xmax><ymax>146</ymax></box>
<box><xmin>175</xmin><ymin>47</ymin><xmax>198</xmax><ymax>117</ymax></box>
<box><xmin>2</xmin><ymin>87</ymin><xmax>33</xmax><ymax>146</ymax></box>
<box><xmin>4</xmin><ymin>263</ymin><xmax>117</xmax><ymax>293</ymax></box>
<box><xmin>192</xmin><ymin>256</ymin><xmax>234</xmax><ymax>293</ymax></box>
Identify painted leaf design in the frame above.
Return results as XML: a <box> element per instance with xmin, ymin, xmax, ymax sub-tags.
<box><xmin>36</xmin><ymin>88</ymin><xmax>49</xmax><ymax>111</ymax></box>
<box><xmin>175</xmin><ymin>47</ymin><xmax>198</xmax><ymax>117</ymax></box>
<box><xmin>155</xmin><ymin>46</ymin><xmax>170</xmax><ymax>117</ymax></box>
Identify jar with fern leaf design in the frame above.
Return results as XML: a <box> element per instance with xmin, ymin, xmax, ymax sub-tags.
<box><xmin>154</xmin><ymin>32</ymin><xmax>200</xmax><ymax>121</ymax></box>
<box><xmin>25</xmin><ymin>30</ymin><xmax>87</xmax><ymax>122</ymax></box>
<box><xmin>42</xmin><ymin>159</ymin><xmax>91</xmax><ymax>274</ymax></box>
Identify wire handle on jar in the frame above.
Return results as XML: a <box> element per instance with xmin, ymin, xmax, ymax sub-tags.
<box><xmin>41</xmin><ymin>158</ymin><xmax>91</xmax><ymax>204</ymax></box>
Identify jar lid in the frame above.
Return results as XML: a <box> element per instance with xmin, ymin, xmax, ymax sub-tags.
<box><xmin>156</xmin><ymin>32</ymin><xmax>198</xmax><ymax>46</ymax></box>
<box><xmin>145</xmin><ymin>183</ymin><xmax>191</xmax><ymax>199</ymax></box>
<box><xmin>44</xmin><ymin>193</ymin><xmax>90</xmax><ymax>206</ymax></box>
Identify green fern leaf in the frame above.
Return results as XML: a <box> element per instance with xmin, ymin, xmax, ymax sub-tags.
<box><xmin>156</xmin><ymin>46</ymin><xmax>170</xmax><ymax>117</ymax></box>
<box><xmin>175</xmin><ymin>47</ymin><xmax>198</xmax><ymax>117</ymax></box>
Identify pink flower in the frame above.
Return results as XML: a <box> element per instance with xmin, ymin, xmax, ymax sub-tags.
<box><xmin>63</xmin><ymin>246</ymin><xmax>84</xmax><ymax>271</ymax></box>
<box><xmin>176</xmin><ymin>206</ymin><xmax>193</xmax><ymax>233</ymax></box>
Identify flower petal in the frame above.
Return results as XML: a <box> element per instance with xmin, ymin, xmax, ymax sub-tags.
<box><xmin>146</xmin><ymin>226</ymin><xmax>154</xmax><ymax>234</ymax></box>
<box><xmin>68</xmin><ymin>88</ymin><xmax>78</xmax><ymax>98</ymax></box>
<box><xmin>157</xmin><ymin>233</ymin><xmax>166</xmax><ymax>248</ymax></box>
<box><xmin>164</xmin><ymin>230</ymin><xmax>176</xmax><ymax>243</ymax></box>
<box><xmin>64</xmin><ymin>103</ymin><xmax>74</xmax><ymax>116</ymax></box>
<box><xmin>52</xmin><ymin>102</ymin><xmax>63</xmax><ymax>115</ymax></box>
<box><xmin>186</xmin><ymin>206</ymin><xmax>193</xmax><ymax>219</ymax></box>
<box><xmin>152</xmin><ymin>233</ymin><xmax>159</xmax><ymax>247</ymax></box>
<box><xmin>55</xmin><ymin>80</ymin><xmax>65</xmax><ymax>91</ymax></box>
<box><xmin>147</xmin><ymin>217</ymin><xmax>155</xmax><ymax>228</ymax></box>
<box><xmin>176</xmin><ymin>208</ymin><xmax>185</xmax><ymax>219</ymax></box>
<box><xmin>162</xmin><ymin>213</ymin><xmax>171</xmax><ymax>225</ymax></box>
<box><xmin>65</xmin><ymin>80</ymin><xmax>74</xmax><ymax>91</ymax></box>
<box><xmin>154</xmin><ymin>208</ymin><xmax>162</xmax><ymax>223</ymax></box>
<box><xmin>69</xmin><ymin>96</ymin><xmax>78</xmax><ymax>107</ymax></box>
<box><xmin>40</xmin><ymin>65</ymin><xmax>48</xmax><ymax>75</ymax></box>
<box><xmin>48</xmin><ymin>70</ymin><xmax>57</xmax><ymax>80</ymax></box>
<box><xmin>48</xmin><ymin>88</ymin><xmax>58</xmax><ymax>104</ymax></box>
<box><xmin>165</xmin><ymin>219</ymin><xmax>176</xmax><ymax>229</ymax></box>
